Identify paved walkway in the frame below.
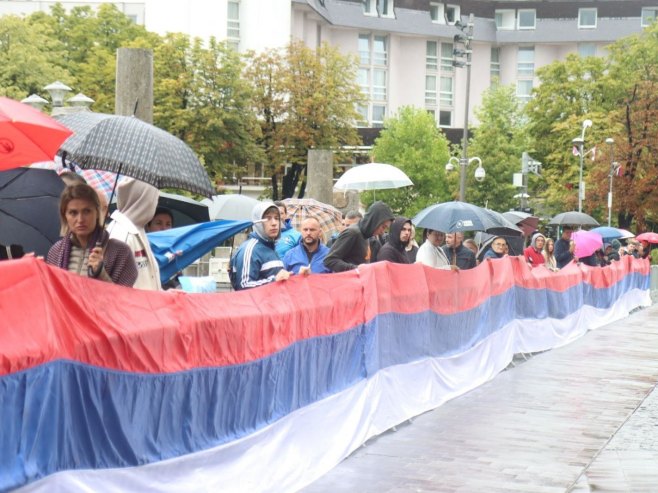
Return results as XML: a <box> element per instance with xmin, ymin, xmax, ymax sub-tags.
<box><xmin>303</xmin><ymin>303</ymin><xmax>658</xmax><ymax>493</ymax></box>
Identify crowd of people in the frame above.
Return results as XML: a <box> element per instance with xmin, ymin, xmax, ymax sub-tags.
<box><xmin>1</xmin><ymin>179</ymin><xmax>653</xmax><ymax>293</ymax></box>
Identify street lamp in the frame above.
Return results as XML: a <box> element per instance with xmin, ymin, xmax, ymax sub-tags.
<box><xmin>572</xmin><ymin>119</ymin><xmax>592</xmax><ymax>213</ymax></box>
<box><xmin>445</xmin><ymin>156</ymin><xmax>485</xmax><ymax>182</ymax></box>
<box><xmin>21</xmin><ymin>81</ymin><xmax>94</xmax><ymax>116</ymax></box>
<box><xmin>605</xmin><ymin>138</ymin><xmax>619</xmax><ymax>227</ymax></box>
<box><xmin>451</xmin><ymin>13</ymin><xmax>478</xmax><ymax>201</ymax></box>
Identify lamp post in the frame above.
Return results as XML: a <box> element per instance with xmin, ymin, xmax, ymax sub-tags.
<box><xmin>445</xmin><ymin>155</ymin><xmax>485</xmax><ymax>187</ymax></box>
<box><xmin>21</xmin><ymin>81</ymin><xmax>94</xmax><ymax>115</ymax></box>
<box><xmin>449</xmin><ymin>13</ymin><xmax>477</xmax><ymax>201</ymax></box>
<box><xmin>572</xmin><ymin>119</ymin><xmax>592</xmax><ymax>213</ymax></box>
<box><xmin>605</xmin><ymin>138</ymin><xmax>619</xmax><ymax>227</ymax></box>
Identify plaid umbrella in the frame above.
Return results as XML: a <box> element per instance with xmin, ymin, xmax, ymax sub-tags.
<box><xmin>56</xmin><ymin>112</ymin><xmax>214</xmax><ymax>197</ymax></box>
<box><xmin>282</xmin><ymin>198</ymin><xmax>343</xmax><ymax>240</ymax></box>
<box><xmin>31</xmin><ymin>159</ymin><xmax>119</xmax><ymax>203</ymax></box>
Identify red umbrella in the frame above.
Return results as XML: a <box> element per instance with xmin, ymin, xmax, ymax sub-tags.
<box><xmin>636</xmin><ymin>232</ymin><xmax>658</xmax><ymax>244</ymax></box>
<box><xmin>0</xmin><ymin>97</ymin><xmax>72</xmax><ymax>170</ymax></box>
<box><xmin>572</xmin><ymin>230</ymin><xmax>603</xmax><ymax>258</ymax></box>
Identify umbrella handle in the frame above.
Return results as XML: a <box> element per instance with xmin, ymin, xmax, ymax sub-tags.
<box><xmin>87</xmin><ymin>260</ymin><xmax>105</xmax><ymax>279</ymax></box>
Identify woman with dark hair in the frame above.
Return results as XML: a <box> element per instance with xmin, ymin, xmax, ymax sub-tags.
<box><xmin>46</xmin><ymin>184</ymin><xmax>138</xmax><ymax>287</ymax></box>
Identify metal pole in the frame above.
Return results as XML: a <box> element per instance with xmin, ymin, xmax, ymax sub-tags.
<box><xmin>578</xmin><ymin>141</ymin><xmax>584</xmax><ymax>213</ymax></box>
<box><xmin>458</xmin><ymin>15</ymin><xmax>474</xmax><ymax>202</ymax></box>
<box><xmin>606</xmin><ymin>139</ymin><xmax>614</xmax><ymax>227</ymax></box>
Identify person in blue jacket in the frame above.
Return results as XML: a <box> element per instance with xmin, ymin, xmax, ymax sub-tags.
<box><xmin>274</xmin><ymin>201</ymin><xmax>301</xmax><ymax>259</ymax></box>
<box><xmin>230</xmin><ymin>202</ymin><xmax>291</xmax><ymax>291</ymax></box>
<box><xmin>283</xmin><ymin>217</ymin><xmax>331</xmax><ymax>274</ymax></box>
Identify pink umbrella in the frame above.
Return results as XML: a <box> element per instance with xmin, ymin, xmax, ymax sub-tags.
<box><xmin>572</xmin><ymin>230</ymin><xmax>603</xmax><ymax>258</ymax></box>
<box><xmin>636</xmin><ymin>232</ymin><xmax>658</xmax><ymax>244</ymax></box>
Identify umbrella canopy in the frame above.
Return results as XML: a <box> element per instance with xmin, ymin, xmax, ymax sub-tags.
<box><xmin>572</xmin><ymin>230</ymin><xmax>603</xmax><ymax>258</ymax></box>
<box><xmin>110</xmin><ymin>191</ymin><xmax>210</xmax><ymax>228</ymax></box>
<box><xmin>590</xmin><ymin>226</ymin><xmax>626</xmax><ymax>241</ymax></box>
<box><xmin>617</xmin><ymin>229</ymin><xmax>635</xmax><ymax>240</ymax></box>
<box><xmin>282</xmin><ymin>198</ymin><xmax>343</xmax><ymax>241</ymax></box>
<box><xmin>333</xmin><ymin>163</ymin><xmax>413</xmax><ymax>191</ymax></box>
<box><xmin>31</xmin><ymin>158</ymin><xmax>119</xmax><ymax>203</ymax></box>
<box><xmin>548</xmin><ymin>211</ymin><xmax>599</xmax><ymax>227</ymax></box>
<box><xmin>0</xmin><ymin>97</ymin><xmax>72</xmax><ymax>170</ymax></box>
<box><xmin>56</xmin><ymin>112</ymin><xmax>214</xmax><ymax>197</ymax></box>
<box><xmin>502</xmin><ymin>210</ymin><xmax>540</xmax><ymax>236</ymax></box>
<box><xmin>637</xmin><ymin>232</ymin><xmax>658</xmax><ymax>244</ymax></box>
<box><xmin>412</xmin><ymin>201</ymin><xmax>523</xmax><ymax>236</ymax></box>
<box><xmin>202</xmin><ymin>194</ymin><xmax>261</xmax><ymax>221</ymax></box>
<box><xmin>148</xmin><ymin>219</ymin><xmax>252</xmax><ymax>283</ymax></box>
<box><xmin>0</xmin><ymin>168</ymin><xmax>64</xmax><ymax>256</ymax></box>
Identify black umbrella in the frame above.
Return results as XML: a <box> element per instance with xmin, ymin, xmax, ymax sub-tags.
<box><xmin>548</xmin><ymin>211</ymin><xmax>599</xmax><ymax>227</ymax></box>
<box><xmin>109</xmin><ymin>191</ymin><xmax>210</xmax><ymax>228</ymax></box>
<box><xmin>56</xmin><ymin>112</ymin><xmax>214</xmax><ymax>197</ymax></box>
<box><xmin>412</xmin><ymin>201</ymin><xmax>522</xmax><ymax>236</ymax></box>
<box><xmin>0</xmin><ymin>168</ymin><xmax>64</xmax><ymax>256</ymax></box>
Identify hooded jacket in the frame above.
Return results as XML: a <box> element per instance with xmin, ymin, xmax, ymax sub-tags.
<box><xmin>377</xmin><ymin>217</ymin><xmax>411</xmax><ymax>264</ymax></box>
<box><xmin>275</xmin><ymin>218</ymin><xmax>302</xmax><ymax>259</ymax></box>
<box><xmin>230</xmin><ymin>202</ymin><xmax>285</xmax><ymax>290</ymax></box>
<box><xmin>107</xmin><ymin>178</ymin><xmax>161</xmax><ymax>290</ymax></box>
<box><xmin>323</xmin><ymin>201</ymin><xmax>394</xmax><ymax>272</ymax></box>
<box><xmin>524</xmin><ymin>233</ymin><xmax>546</xmax><ymax>268</ymax></box>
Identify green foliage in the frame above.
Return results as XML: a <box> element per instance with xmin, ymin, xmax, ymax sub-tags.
<box><xmin>467</xmin><ymin>83</ymin><xmax>529</xmax><ymax>211</ymax></box>
<box><xmin>367</xmin><ymin>106</ymin><xmax>451</xmax><ymax>218</ymax></box>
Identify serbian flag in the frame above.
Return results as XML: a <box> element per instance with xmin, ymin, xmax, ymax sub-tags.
<box><xmin>615</xmin><ymin>163</ymin><xmax>623</xmax><ymax>176</ymax></box>
<box><xmin>572</xmin><ymin>145</ymin><xmax>580</xmax><ymax>156</ymax></box>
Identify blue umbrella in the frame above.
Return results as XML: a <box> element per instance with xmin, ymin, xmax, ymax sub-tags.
<box><xmin>590</xmin><ymin>226</ymin><xmax>624</xmax><ymax>241</ymax></box>
<box><xmin>148</xmin><ymin>220</ymin><xmax>252</xmax><ymax>283</ymax></box>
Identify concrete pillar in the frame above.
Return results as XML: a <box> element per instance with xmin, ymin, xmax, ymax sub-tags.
<box><xmin>306</xmin><ymin>149</ymin><xmax>333</xmax><ymax>205</ymax></box>
<box><xmin>115</xmin><ymin>48</ymin><xmax>153</xmax><ymax>123</ymax></box>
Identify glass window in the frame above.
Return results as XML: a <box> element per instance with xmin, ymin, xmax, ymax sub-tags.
<box><xmin>441</xmin><ymin>42</ymin><xmax>454</xmax><ymax>72</ymax></box>
<box><xmin>490</xmin><ymin>47</ymin><xmax>501</xmax><ymax>81</ymax></box>
<box><xmin>642</xmin><ymin>7</ymin><xmax>658</xmax><ymax>27</ymax></box>
<box><xmin>445</xmin><ymin>4</ymin><xmax>460</xmax><ymax>25</ymax></box>
<box><xmin>426</xmin><ymin>41</ymin><xmax>438</xmax><ymax>70</ymax></box>
<box><xmin>439</xmin><ymin>110</ymin><xmax>452</xmax><ymax>127</ymax></box>
<box><xmin>377</xmin><ymin>0</ymin><xmax>394</xmax><ymax>17</ymax></box>
<box><xmin>372</xmin><ymin>105</ymin><xmax>386</xmax><ymax>127</ymax></box>
<box><xmin>578</xmin><ymin>43</ymin><xmax>596</xmax><ymax>58</ymax></box>
<box><xmin>579</xmin><ymin>8</ymin><xmax>597</xmax><ymax>29</ymax></box>
<box><xmin>518</xmin><ymin>9</ymin><xmax>536</xmax><ymax>30</ymax></box>
<box><xmin>356</xmin><ymin>104</ymin><xmax>369</xmax><ymax>127</ymax></box>
<box><xmin>517</xmin><ymin>79</ymin><xmax>534</xmax><ymax>103</ymax></box>
<box><xmin>373</xmin><ymin>35</ymin><xmax>388</xmax><ymax>66</ymax></box>
<box><xmin>227</xmin><ymin>1</ymin><xmax>240</xmax><ymax>46</ymax></box>
<box><xmin>425</xmin><ymin>75</ymin><xmax>437</xmax><ymax>105</ymax></box>
<box><xmin>440</xmin><ymin>76</ymin><xmax>453</xmax><ymax>106</ymax></box>
<box><xmin>517</xmin><ymin>46</ymin><xmax>534</xmax><ymax>77</ymax></box>
<box><xmin>372</xmin><ymin>70</ymin><xmax>387</xmax><ymax>101</ymax></box>
<box><xmin>430</xmin><ymin>2</ymin><xmax>443</xmax><ymax>23</ymax></box>
<box><xmin>495</xmin><ymin>9</ymin><xmax>515</xmax><ymax>30</ymax></box>
<box><xmin>358</xmin><ymin>34</ymin><xmax>370</xmax><ymax>65</ymax></box>
<box><xmin>362</xmin><ymin>0</ymin><xmax>374</xmax><ymax>15</ymax></box>
<box><xmin>358</xmin><ymin>68</ymin><xmax>370</xmax><ymax>95</ymax></box>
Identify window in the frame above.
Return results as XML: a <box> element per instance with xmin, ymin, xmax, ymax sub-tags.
<box><xmin>578</xmin><ymin>8</ymin><xmax>597</xmax><ymax>29</ymax></box>
<box><xmin>495</xmin><ymin>9</ymin><xmax>515</xmax><ymax>30</ymax></box>
<box><xmin>490</xmin><ymin>47</ymin><xmax>501</xmax><ymax>82</ymax></box>
<box><xmin>425</xmin><ymin>75</ymin><xmax>437</xmax><ymax>105</ymax></box>
<box><xmin>430</xmin><ymin>2</ymin><xmax>444</xmax><ymax>23</ymax></box>
<box><xmin>517</xmin><ymin>46</ymin><xmax>534</xmax><ymax>77</ymax></box>
<box><xmin>517</xmin><ymin>79</ymin><xmax>533</xmax><ymax>103</ymax></box>
<box><xmin>227</xmin><ymin>0</ymin><xmax>240</xmax><ymax>50</ymax></box>
<box><xmin>445</xmin><ymin>4</ymin><xmax>460</xmax><ymax>25</ymax></box>
<box><xmin>440</xmin><ymin>76</ymin><xmax>453</xmax><ymax>106</ymax></box>
<box><xmin>578</xmin><ymin>43</ymin><xmax>596</xmax><ymax>58</ymax></box>
<box><xmin>642</xmin><ymin>7</ymin><xmax>658</xmax><ymax>27</ymax></box>
<box><xmin>426</xmin><ymin>41</ymin><xmax>438</xmax><ymax>71</ymax></box>
<box><xmin>362</xmin><ymin>0</ymin><xmax>374</xmax><ymax>15</ymax></box>
<box><xmin>441</xmin><ymin>42</ymin><xmax>454</xmax><ymax>72</ymax></box>
<box><xmin>359</xmin><ymin>33</ymin><xmax>388</xmax><ymax>127</ymax></box>
<box><xmin>363</xmin><ymin>0</ymin><xmax>394</xmax><ymax>18</ymax></box>
<box><xmin>439</xmin><ymin>110</ymin><xmax>452</xmax><ymax>127</ymax></box>
<box><xmin>517</xmin><ymin>9</ymin><xmax>536</xmax><ymax>30</ymax></box>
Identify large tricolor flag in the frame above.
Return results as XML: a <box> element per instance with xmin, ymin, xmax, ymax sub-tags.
<box><xmin>0</xmin><ymin>255</ymin><xmax>651</xmax><ymax>492</ymax></box>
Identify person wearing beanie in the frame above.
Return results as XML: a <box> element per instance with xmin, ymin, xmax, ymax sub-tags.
<box><xmin>524</xmin><ymin>232</ymin><xmax>546</xmax><ymax>268</ymax></box>
<box><xmin>608</xmin><ymin>239</ymin><xmax>622</xmax><ymax>262</ymax></box>
<box><xmin>230</xmin><ymin>202</ymin><xmax>291</xmax><ymax>290</ymax></box>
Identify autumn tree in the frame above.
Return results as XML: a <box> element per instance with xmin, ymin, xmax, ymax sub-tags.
<box><xmin>246</xmin><ymin>41</ymin><xmax>364</xmax><ymax>200</ymax></box>
<box><xmin>368</xmin><ymin>106</ymin><xmax>451</xmax><ymax>217</ymax></box>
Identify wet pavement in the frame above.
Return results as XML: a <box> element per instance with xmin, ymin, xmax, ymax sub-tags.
<box><xmin>303</xmin><ymin>303</ymin><xmax>658</xmax><ymax>493</ymax></box>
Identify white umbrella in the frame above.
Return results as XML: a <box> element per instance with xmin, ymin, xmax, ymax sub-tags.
<box><xmin>201</xmin><ymin>194</ymin><xmax>261</xmax><ymax>221</ymax></box>
<box><xmin>334</xmin><ymin>163</ymin><xmax>413</xmax><ymax>192</ymax></box>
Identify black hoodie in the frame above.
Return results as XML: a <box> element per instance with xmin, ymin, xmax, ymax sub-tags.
<box><xmin>324</xmin><ymin>201</ymin><xmax>394</xmax><ymax>272</ymax></box>
<box><xmin>377</xmin><ymin>217</ymin><xmax>411</xmax><ymax>264</ymax></box>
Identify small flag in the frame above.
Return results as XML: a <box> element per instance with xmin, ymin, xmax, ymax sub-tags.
<box><xmin>589</xmin><ymin>146</ymin><xmax>597</xmax><ymax>161</ymax></box>
<box><xmin>572</xmin><ymin>145</ymin><xmax>580</xmax><ymax>156</ymax></box>
<box><xmin>615</xmin><ymin>163</ymin><xmax>623</xmax><ymax>177</ymax></box>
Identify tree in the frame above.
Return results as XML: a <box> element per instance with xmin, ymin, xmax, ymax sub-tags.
<box><xmin>246</xmin><ymin>41</ymin><xmax>364</xmax><ymax>200</ymax></box>
<box><xmin>466</xmin><ymin>83</ymin><xmax>530</xmax><ymax>211</ymax></box>
<box><xmin>368</xmin><ymin>106</ymin><xmax>451</xmax><ymax>217</ymax></box>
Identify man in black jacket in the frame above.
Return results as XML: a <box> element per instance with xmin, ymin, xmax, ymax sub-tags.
<box><xmin>377</xmin><ymin>217</ymin><xmax>412</xmax><ymax>264</ymax></box>
<box><xmin>554</xmin><ymin>226</ymin><xmax>575</xmax><ymax>269</ymax></box>
<box><xmin>442</xmin><ymin>232</ymin><xmax>477</xmax><ymax>270</ymax></box>
<box><xmin>324</xmin><ymin>201</ymin><xmax>394</xmax><ymax>272</ymax></box>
